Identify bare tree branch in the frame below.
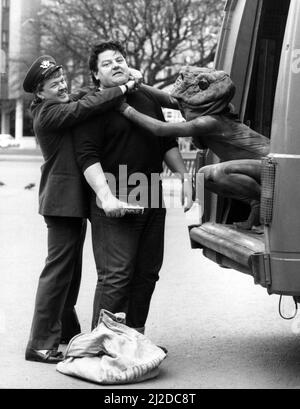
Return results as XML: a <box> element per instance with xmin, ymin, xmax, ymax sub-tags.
<box><xmin>35</xmin><ymin>0</ymin><xmax>225</xmax><ymax>88</ymax></box>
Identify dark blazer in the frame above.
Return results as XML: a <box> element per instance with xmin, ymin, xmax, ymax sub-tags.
<box><xmin>32</xmin><ymin>87</ymin><xmax>123</xmax><ymax>217</ymax></box>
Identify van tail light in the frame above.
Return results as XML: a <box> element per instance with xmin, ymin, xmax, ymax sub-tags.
<box><xmin>260</xmin><ymin>157</ymin><xmax>276</xmax><ymax>225</ymax></box>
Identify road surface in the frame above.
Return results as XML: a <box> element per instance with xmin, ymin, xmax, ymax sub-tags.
<box><xmin>1</xmin><ymin>159</ymin><xmax>300</xmax><ymax>389</ymax></box>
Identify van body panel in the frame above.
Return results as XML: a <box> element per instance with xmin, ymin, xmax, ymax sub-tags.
<box><xmin>269</xmin><ymin>257</ymin><xmax>300</xmax><ymax>295</ymax></box>
<box><xmin>271</xmin><ymin>0</ymin><xmax>300</xmax><ymax>154</ymax></box>
<box><xmin>266</xmin><ymin>0</ymin><xmax>300</xmax><ymax>294</ymax></box>
<box><xmin>268</xmin><ymin>156</ymin><xmax>300</xmax><ymax>252</ymax></box>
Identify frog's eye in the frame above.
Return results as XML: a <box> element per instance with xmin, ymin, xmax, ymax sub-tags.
<box><xmin>179</xmin><ymin>73</ymin><xmax>184</xmax><ymax>81</ymax></box>
<box><xmin>198</xmin><ymin>79</ymin><xmax>209</xmax><ymax>90</ymax></box>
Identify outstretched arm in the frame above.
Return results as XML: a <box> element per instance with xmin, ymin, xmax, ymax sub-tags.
<box><xmin>127</xmin><ymin>68</ymin><xmax>179</xmax><ymax>109</ymax></box>
<box><xmin>120</xmin><ymin>103</ymin><xmax>216</xmax><ymax>138</ymax></box>
<box><xmin>37</xmin><ymin>80</ymin><xmax>137</xmax><ymax>132</ymax></box>
<box><xmin>164</xmin><ymin>147</ymin><xmax>193</xmax><ymax>212</ymax></box>
<box><xmin>140</xmin><ymin>84</ymin><xmax>179</xmax><ymax>109</ymax></box>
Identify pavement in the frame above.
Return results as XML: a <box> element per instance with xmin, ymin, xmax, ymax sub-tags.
<box><xmin>0</xmin><ymin>146</ymin><xmax>42</xmax><ymax>162</ymax></box>
<box><xmin>1</xmin><ymin>158</ymin><xmax>300</xmax><ymax>389</ymax></box>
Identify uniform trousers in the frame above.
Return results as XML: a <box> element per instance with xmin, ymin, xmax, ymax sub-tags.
<box><xmin>27</xmin><ymin>216</ymin><xmax>86</xmax><ymax>350</ymax></box>
<box><xmin>90</xmin><ymin>203</ymin><xmax>166</xmax><ymax>331</ymax></box>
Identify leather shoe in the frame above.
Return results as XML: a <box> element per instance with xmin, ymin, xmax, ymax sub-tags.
<box><xmin>25</xmin><ymin>348</ymin><xmax>64</xmax><ymax>364</ymax></box>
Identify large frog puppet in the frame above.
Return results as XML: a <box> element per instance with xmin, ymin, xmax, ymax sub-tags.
<box><xmin>120</xmin><ymin>66</ymin><xmax>270</xmax><ymax>229</ymax></box>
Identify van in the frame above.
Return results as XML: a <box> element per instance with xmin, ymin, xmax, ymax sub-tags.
<box><xmin>190</xmin><ymin>0</ymin><xmax>300</xmax><ymax>300</ymax></box>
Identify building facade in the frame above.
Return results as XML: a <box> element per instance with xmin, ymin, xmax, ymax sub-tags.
<box><xmin>0</xmin><ymin>0</ymin><xmax>41</xmax><ymax>139</ymax></box>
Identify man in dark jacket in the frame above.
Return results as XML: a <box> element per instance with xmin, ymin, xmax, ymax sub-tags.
<box><xmin>23</xmin><ymin>55</ymin><xmax>137</xmax><ymax>363</ymax></box>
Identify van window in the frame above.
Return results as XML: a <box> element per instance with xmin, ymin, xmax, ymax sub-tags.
<box><xmin>220</xmin><ymin>0</ymin><xmax>291</xmax><ymax>225</ymax></box>
<box><xmin>244</xmin><ymin>0</ymin><xmax>290</xmax><ymax>138</ymax></box>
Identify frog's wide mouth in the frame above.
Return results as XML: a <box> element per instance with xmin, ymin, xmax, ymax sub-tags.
<box><xmin>171</xmin><ymin>73</ymin><xmax>231</xmax><ymax>99</ymax></box>
<box><xmin>177</xmin><ymin>98</ymin><xmax>224</xmax><ymax>110</ymax></box>
<box><xmin>176</xmin><ymin>101</ymin><xmax>209</xmax><ymax>120</ymax></box>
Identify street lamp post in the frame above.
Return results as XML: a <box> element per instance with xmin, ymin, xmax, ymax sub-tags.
<box><xmin>15</xmin><ymin>98</ymin><xmax>23</xmax><ymax>142</ymax></box>
<box><xmin>14</xmin><ymin>18</ymin><xmax>34</xmax><ymax>142</ymax></box>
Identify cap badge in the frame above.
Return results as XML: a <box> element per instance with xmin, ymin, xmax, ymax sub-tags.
<box><xmin>40</xmin><ymin>60</ymin><xmax>53</xmax><ymax>69</ymax></box>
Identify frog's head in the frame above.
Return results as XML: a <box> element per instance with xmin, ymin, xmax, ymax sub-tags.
<box><xmin>171</xmin><ymin>66</ymin><xmax>235</xmax><ymax>120</ymax></box>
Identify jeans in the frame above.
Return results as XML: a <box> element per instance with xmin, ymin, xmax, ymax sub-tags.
<box><xmin>90</xmin><ymin>203</ymin><xmax>166</xmax><ymax>330</ymax></box>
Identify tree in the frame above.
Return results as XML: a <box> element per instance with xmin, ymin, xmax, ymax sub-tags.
<box><xmin>37</xmin><ymin>0</ymin><xmax>225</xmax><ymax>88</ymax></box>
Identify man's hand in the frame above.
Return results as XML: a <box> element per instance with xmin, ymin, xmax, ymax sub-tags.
<box><xmin>129</xmin><ymin>68</ymin><xmax>143</xmax><ymax>86</ymax></box>
<box><xmin>121</xmin><ymin>69</ymin><xmax>143</xmax><ymax>95</ymax></box>
<box><xmin>96</xmin><ymin>194</ymin><xmax>127</xmax><ymax>218</ymax></box>
<box><xmin>125</xmin><ymin>79</ymin><xmax>139</xmax><ymax>93</ymax></box>
<box><xmin>117</xmin><ymin>100</ymin><xmax>130</xmax><ymax>114</ymax></box>
<box><xmin>96</xmin><ymin>194</ymin><xmax>144</xmax><ymax>217</ymax></box>
<box><xmin>182</xmin><ymin>176</ymin><xmax>193</xmax><ymax>212</ymax></box>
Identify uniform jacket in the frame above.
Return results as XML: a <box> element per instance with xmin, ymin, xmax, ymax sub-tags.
<box><xmin>32</xmin><ymin>87</ymin><xmax>123</xmax><ymax>217</ymax></box>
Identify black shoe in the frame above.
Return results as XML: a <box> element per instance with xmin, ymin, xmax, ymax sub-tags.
<box><xmin>25</xmin><ymin>348</ymin><xmax>64</xmax><ymax>364</ymax></box>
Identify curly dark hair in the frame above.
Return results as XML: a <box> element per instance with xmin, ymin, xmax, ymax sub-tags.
<box><xmin>89</xmin><ymin>41</ymin><xmax>127</xmax><ymax>86</ymax></box>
